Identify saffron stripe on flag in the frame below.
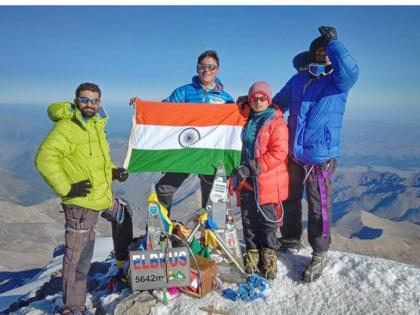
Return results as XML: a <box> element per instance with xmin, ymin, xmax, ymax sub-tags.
<box><xmin>135</xmin><ymin>100</ymin><xmax>246</xmax><ymax>127</ymax></box>
<box><xmin>127</xmin><ymin>148</ymin><xmax>241</xmax><ymax>176</ymax></box>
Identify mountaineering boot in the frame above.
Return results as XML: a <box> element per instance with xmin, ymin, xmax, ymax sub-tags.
<box><xmin>278</xmin><ymin>237</ymin><xmax>304</xmax><ymax>252</ymax></box>
<box><xmin>302</xmin><ymin>251</ymin><xmax>329</xmax><ymax>282</ymax></box>
<box><xmin>261</xmin><ymin>248</ymin><xmax>277</xmax><ymax>280</ymax></box>
<box><xmin>244</xmin><ymin>249</ymin><xmax>260</xmax><ymax>274</ymax></box>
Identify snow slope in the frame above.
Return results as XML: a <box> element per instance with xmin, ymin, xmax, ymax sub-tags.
<box><xmin>1</xmin><ymin>237</ymin><xmax>419</xmax><ymax>315</ymax></box>
<box><xmin>0</xmin><ymin>238</ymin><xmax>113</xmax><ymax>313</ymax></box>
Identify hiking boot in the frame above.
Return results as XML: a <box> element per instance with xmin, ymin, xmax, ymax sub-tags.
<box><xmin>244</xmin><ymin>249</ymin><xmax>260</xmax><ymax>274</ymax></box>
<box><xmin>278</xmin><ymin>237</ymin><xmax>304</xmax><ymax>252</ymax></box>
<box><xmin>260</xmin><ymin>248</ymin><xmax>277</xmax><ymax>280</ymax></box>
<box><xmin>302</xmin><ymin>251</ymin><xmax>329</xmax><ymax>282</ymax></box>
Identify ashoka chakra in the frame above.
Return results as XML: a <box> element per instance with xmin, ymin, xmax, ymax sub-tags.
<box><xmin>178</xmin><ymin>127</ymin><xmax>200</xmax><ymax>147</ymax></box>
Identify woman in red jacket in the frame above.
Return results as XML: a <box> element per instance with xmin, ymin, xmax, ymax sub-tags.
<box><xmin>233</xmin><ymin>81</ymin><xmax>289</xmax><ymax>280</ymax></box>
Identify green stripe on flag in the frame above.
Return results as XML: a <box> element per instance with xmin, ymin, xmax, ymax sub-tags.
<box><xmin>127</xmin><ymin>148</ymin><xmax>241</xmax><ymax>176</ymax></box>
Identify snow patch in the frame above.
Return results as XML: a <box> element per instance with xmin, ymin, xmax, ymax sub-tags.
<box><xmin>1</xmin><ymin>238</ymin><xmax>420</xmax><ymax>315</ymax></box>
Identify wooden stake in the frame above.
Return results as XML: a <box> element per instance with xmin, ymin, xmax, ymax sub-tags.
<box><xmin>199</xmin><ymin>304</ymin><xmax>230</xmax><ymax>315</ymax></box>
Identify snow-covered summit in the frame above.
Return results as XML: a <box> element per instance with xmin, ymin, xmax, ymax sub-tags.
<box><xmin>1</xmin><ymin>237</ymin><xmax>419</xmax><ymax>315</ymax></box>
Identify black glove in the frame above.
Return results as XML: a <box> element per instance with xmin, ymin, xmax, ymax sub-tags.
<box><xmin>112</xmin><ymin>167</ymin><xmax>129</xmax><ymax>182</ymax></box>
<box><xmin>319</xmin><ymin>25</ymin><xmax>337</xmax><ymax>43</ymax></box>
<box><xmin>66</xmin><ymin>179</ymin><xmax>91</xmax><ymax>197</ymax></box>
<box><xmin>235</xmin><ymin>165</ymin><xmax>251</xmax><ymax>182</ymax></box>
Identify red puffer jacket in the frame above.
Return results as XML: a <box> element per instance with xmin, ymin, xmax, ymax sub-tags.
<box><xmin>253</xmin><ymin>108</ymin><xmax>289</xmax><ymax>205</ymax></box>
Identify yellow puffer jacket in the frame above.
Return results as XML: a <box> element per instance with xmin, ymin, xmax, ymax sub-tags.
<box><xmin>35</xmin><ymin>102</ymin><xmax>116</xmax><ymax>211</ymax></box>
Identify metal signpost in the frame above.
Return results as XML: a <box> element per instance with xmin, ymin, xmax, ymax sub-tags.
<box><xmin>188</xmin><ymin>162</ymin><xmax>246</xmax><ymax>282</ymax></box>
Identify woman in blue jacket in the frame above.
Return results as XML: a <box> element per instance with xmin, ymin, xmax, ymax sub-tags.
<box><xmin>273</xmin><ymin>26</ymin><xmax>359</xmax><ymax>282</ymax></box>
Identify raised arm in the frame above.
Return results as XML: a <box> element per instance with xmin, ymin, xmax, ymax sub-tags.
<box><xmin>327</xmin><ymin>40</ymin><xmax>359</xmax><ymax>92</ymax></box>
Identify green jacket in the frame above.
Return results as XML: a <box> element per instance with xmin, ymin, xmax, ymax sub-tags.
<box><xmin>35</xmin><ymin>102</ymin><xmax>116</xmax><ymax>211</ymax></box>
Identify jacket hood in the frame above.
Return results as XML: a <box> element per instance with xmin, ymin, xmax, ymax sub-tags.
<box><xmin>47</xmin><ymin>102</ymin><xmax>108</xmax><ymax>125</ymax></box>
<box><xmin>191</xmin><ymin>75</ymin><xmax>225</xmax><ymax>91</ymax></box>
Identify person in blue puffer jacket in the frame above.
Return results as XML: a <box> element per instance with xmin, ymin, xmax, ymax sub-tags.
<box><xmin>131</xmin><ymin>50</ymin><xmax>234</xmax><ymax>216</ymax></box>
<box><xmin>163</xmin><ymin>66</ymin><xmax>234</xmax><ymax>104</ymax></box>
<box><xmin>274</xmin><ymin>26</ymin><xmax>359</xmax><ymax>282</ymax></box>
<box><xmin>158</xmin><ymin>51</ymin><xmax>234</xmax><ymax>215</ymax></box>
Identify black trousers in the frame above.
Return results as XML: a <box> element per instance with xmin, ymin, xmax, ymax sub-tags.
<box><xmin>101</xmin><ymin>206</ymin><xmax>133</xmax><ymax>261</ymax></box>
<box><xmin>240</xmin><ymin>190</ymin><xmax>278</xmax><ymax>251</ymax></box>
<box><xmin>280</xmin><ymin>158</ymin><xmax>336</xmax><ymax>254</ymax></box>
<box><xmin>155</xmin><ymin>172</ymin><xmax>215</xmax><ymax>216</ymax></box>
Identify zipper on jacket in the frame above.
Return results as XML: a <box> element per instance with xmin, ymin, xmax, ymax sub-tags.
<box><xmin>95</xmin><ymin>122</ymin><xmax>112</xmax><ymax>188</ymax></box>
<box><xmin>87</xmin><ymin>127</ymin><xmax>92</xmax><ymax>156</ymax></box>
<box><xmin>303</xmin><ymin>78</ymin><xmax>313</xmax><ymax>94</ymax></box>
<box><xmin>250</xmin><ymin>110</ymin><xmax>276</xmax><ymax>206</ymax></box>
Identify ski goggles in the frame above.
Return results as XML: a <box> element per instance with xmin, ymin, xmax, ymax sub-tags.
<box><xmin>197</xmin><ymin>63</ymin><xmax>218</xmax><ymax>71</ymax></box>
<box><xmin>76</xmin><ymin>96</ymin><xmax>100</xmax><ymax>105</ymax></box>
<box><xmin>308</xmin><ymin>63</ymin><xmax>333</xmax><ymax>77</ymax></box>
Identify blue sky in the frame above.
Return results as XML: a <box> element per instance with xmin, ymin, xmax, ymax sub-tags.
<box><xmin>1</xmin><ymin>6</ymin><xmax>420</xmax><ymax>123</ymax></box>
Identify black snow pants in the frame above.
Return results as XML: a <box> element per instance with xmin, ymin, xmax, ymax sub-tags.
<box><xmin>156</xmin><ymin>172</ymin><xmax>215</xmax><ymax>216</ymax></box>
<box><xmin>240</xmin><ymin>190</ymin><xmax>279</xmax><ymax>251</ymax></box>
<box><xmin>280</xmin><ymin>157</ymin><xmax>336</xmax><ymax>255</ymax></box>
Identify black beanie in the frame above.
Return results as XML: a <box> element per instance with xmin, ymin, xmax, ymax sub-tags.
<box><xmin>292</xmin><ymin>51</ymin><xmax>311</xmax><ymax>71</ymax></box>
<box><xmin>309</xmin><ymin>36</ymin><xmax>326</xmax><ymax>61</ymax></box>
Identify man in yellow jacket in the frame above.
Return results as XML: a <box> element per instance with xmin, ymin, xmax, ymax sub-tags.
<box><xmin>35</xmin><ymin>82</ymin><xmax>129</xmax><ymax>315</ymax></box>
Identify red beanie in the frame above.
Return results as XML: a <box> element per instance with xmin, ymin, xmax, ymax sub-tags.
<box><xmin>248</xmin><ymin>81</ymin><xmax>272</xmax><ymax>105</ymax></box>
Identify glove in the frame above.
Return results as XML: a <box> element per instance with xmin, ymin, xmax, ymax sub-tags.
<box><xmin>319</xmin><ymin>25</ymin><xmax>337</xmax><ymax>42</ymax></box>
<box><xmin>234</xmin><ymin>165</ymin><xmax>251</xmax><ymax>182</ymax></box>
<box><xmin>66</xmin><ymin>179</ymin><xmax>91</xmax><ymax>197</ymax></box>
<box><xmin>112</xmin><ymin>168</ymin><xmax>129</xmax><ymax>182</ymax></box>
<box><xmin>129</xmin><ymin>97</ymin><xmax>140</xmax><ymax>106</ymax></box>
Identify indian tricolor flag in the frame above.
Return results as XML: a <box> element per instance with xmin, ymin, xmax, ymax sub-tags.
<box><xmin>124</xmin><ymin>100</ymin><xmax>246</xmax><ymax>176</ymax></box>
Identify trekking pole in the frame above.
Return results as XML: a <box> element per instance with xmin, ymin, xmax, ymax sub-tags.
<box><xmin>186</xmin><ymin>222</ymin><xmax>201</xmax><ymax>243</ymax></box>
<box><xmin>186</xmin><ymin>208</ymin><xmax>207</xmax><ymax>243</ymax></box>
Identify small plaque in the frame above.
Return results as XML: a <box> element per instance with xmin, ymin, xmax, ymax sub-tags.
<box><xmin>130</xmin><ymin>248</ymin><xmax>190</xmax><ymax>291</ymax></box>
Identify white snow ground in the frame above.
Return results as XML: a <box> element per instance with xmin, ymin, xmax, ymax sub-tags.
<box><xmin>1</xmin><ymin>237</ymin><xmax>419</xmax><ymax>315</ymax></box>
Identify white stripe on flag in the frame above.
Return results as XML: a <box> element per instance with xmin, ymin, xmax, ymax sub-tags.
<box><xmin>132</xmin><ymin>125</ymin><xmax>243</xmax><ymax>150</ymax></box>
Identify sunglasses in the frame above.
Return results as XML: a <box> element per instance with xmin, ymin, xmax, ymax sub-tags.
<box><xmin>197</xmin><ymin>64</ymin><xmax>218</xmax><ymax>71</ymax></box>
<box><xmin>251</xmin><ymin>95</ymin><xmax>267</xmax><ymax>103</ymax></box>
<box><xmin>76</xmin><ymin>96</ymin><xmax>100</xmax><ymax>105</ymax></box>
<box><xmin>308</xmin><ymin>63</ymin><xmax>333</xmax><ymax>77</ymax></box>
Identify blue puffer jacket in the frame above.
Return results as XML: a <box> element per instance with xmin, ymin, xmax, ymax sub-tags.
<box><xmin>273</xmin><ymin>40</ymin><xmax>359</xmax><ymax>164</ymax></box>
<box><xmin>164</xmin><ymin>76</ymin><xmax>235</xmax><ymax>104</ymax></box>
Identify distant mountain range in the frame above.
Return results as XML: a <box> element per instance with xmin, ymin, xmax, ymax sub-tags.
<box><xmin>0</xmin><ymin>199</ymin><xmax>112</xmax><ymax>271</ymax></box>
<box><xmin>333</xmin><ymin>167</ymin><xmax>420</xmax><ymax>225</ymax></box>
